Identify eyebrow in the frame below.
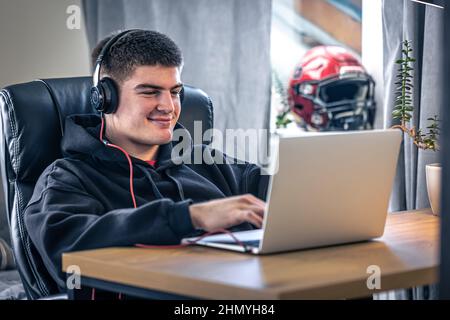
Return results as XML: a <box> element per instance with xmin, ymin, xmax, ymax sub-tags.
<box><xmin>134</xmin><ymin>83</ymin><xmax>183</xmax><ymax>91</ymax></box>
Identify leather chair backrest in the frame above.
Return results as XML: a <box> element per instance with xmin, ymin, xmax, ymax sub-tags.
<box><xmin>0</xmin><ymin>77</ymin><xmax>214</xmax><ymax>298</ymax></box>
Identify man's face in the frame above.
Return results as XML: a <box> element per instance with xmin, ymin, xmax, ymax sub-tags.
<box><xmin>107</xmin><ymin>65</ymin><xmax>183</xmax><ymax>148</ymax></box>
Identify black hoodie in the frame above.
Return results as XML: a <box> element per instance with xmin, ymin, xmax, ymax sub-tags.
<box><xmin>24</xmin><ymin>114</ymin><xmax>269</xmax><ymax>293</ymax></box>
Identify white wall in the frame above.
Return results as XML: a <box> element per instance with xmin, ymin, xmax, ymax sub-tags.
<box><xmin>0</xmin><ymin>0</ymin><xmax>90</xmax><ymax>243</ymax></box>
<box><xmin>362</xmin><ymin>0</ymin><xmax>384</xmax><ymax>129</ymax></box>
<box><xmin>0</xmin><ymin>0</ymin><xmax>90</xmax><ymax>88</ymax></box>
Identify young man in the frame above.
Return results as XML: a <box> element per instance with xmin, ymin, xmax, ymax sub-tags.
<box><xmin>24</xmin><ymin>30</ymin><xmax>269</xmax><ymax>294</ymax></box>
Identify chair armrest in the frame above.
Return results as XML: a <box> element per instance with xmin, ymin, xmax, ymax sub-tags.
<box><xmin>37</xmin><ymin>293</ymin><xmax>68</xmax><ymax>300</ymax></box>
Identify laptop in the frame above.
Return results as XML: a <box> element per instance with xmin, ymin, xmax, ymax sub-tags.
<box><xmin>182</xmin><ymin>129</ymin><xmax>402</xmax><ymax>254</ymax></box>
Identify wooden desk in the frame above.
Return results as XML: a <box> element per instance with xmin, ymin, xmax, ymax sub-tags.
<box><xmin>62</xmin><ymin>210</ymin><xmax>439</xmax><ymax>299</ymax></box>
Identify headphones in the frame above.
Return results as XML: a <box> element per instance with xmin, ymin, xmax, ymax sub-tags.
<box><xmin>91</xmin><ymin>29</ymin><xmax>185</xmax><ymax>114</ymax></box>
<box><xmin>91</xmin><ymin>30</ymin><xmax>136</xmax><ymax>114</ymax></box>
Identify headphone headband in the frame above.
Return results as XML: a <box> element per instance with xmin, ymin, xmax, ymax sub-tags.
<box><xmin>92</xmin><ymin>29</ymin><xmax>139</xmax><ymax>87</ymax></box>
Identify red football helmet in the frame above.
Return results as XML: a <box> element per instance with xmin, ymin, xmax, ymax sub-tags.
<box><xmin>288</xmin><ymin>46</ymin><xmax>376</xmax><ymax>131</ymax></box>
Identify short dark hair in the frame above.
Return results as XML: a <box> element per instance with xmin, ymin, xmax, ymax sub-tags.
<box><xmin>91</xmin><ymin>30</ymin><xmax>183</xmax><ymax>83</ymax></box>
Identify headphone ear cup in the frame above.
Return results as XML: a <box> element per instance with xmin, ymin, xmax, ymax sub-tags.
<box><xmin>99</xmin><ymin>77</ymin><xmax>119</xmax><ymax>114</ymax></box>
<box><xmin>90</xmin><ymin>86</ymin><xmax>104</xmax><ymax>112</ymax></box>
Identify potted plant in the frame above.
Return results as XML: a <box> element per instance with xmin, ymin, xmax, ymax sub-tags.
<box><xmin>391</xmin><ymin>40</ymin><xmax>441</xmax><ymax>215</ymax></box>
<box><xmin>272</xmin><ymin>71</ymin><xmax>293</xmax><ymax>129</ymax></box>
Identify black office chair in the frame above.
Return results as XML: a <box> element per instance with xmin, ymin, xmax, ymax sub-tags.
<box><xmin>0</xmin><ymin>77</ymin><xmax>214</xmax><ymax>299</ymax></box>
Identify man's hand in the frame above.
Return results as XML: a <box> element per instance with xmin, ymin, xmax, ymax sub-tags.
<box><xmin>189</xmin><ymin>194</ymin><xmax>266</xmax><ymax>231</ymax></box>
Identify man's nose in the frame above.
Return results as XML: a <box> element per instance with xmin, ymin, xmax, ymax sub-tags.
<box><xmin>156</xmin><ymin>91</ymin><xmax>175</xmax><ymax>113</ymax></box>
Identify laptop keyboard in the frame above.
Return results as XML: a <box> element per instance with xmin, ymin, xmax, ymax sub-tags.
<box><xmin>241</xmin><ymin>240</ymin><xmax>260</xmax><ymax>248</ymax></box>
<box><xmin>213</xmin><ymin>239</ymin><xmax>260</xmax><ymax>248</ymax></box>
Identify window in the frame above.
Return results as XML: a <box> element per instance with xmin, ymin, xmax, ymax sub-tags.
<box><xmin>271</xmin><ymin>0</ymin><xmax>363</xmax><ymax>131</ymax></box>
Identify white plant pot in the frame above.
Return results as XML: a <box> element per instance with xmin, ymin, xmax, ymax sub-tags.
<box><xmin>426</xmin><ymin>163</ymin><xmax>442</xmax><ymax>215</ymax></box>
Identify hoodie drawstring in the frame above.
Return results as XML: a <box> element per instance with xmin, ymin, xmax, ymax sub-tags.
<box><xmin>139</xmin><ymin>168</ymin><xmax>165</xmax><ymax>199</ymax></box>
<box><xmin>165</xmin><ymin>168</ymin><xmax>185</xmax><ymax>201</ymax></box>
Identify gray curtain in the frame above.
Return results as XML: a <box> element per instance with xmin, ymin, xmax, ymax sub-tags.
<box><xmin>382</xmin><ymin>0</ymin><xmax>443</xmax><ymax>299</ymax></box>
<box><xmin>82</xmin><ymin>0</ymin><xmax>272</xmax><ymax>161</ymax></box>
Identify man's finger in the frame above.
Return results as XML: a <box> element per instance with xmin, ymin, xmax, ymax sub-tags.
<box><xmin>245</xmin><ymin>194</ymin><xmax>266</xmax><ymax>208</ymax></box>
<box><xmin>242</xmin><ymin>210</ymin><xmax>263</xmax><ymax>229</ymax></box>
<box><xmin>237</xmin><ymin>203</ymin><xmax>265</xmax><ymax>216</ymax></box>
<box><xmin>240</xmin><ymin>194</ymin><xmax>266</xmax><ymax>209</ymax></box>
<box><xmin>245</xmin><ymin>204</ymin><xmax>265</xmax><ymax>217</ymax></box>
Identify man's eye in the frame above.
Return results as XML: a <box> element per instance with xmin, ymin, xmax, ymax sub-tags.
<box><xmin>141</xmin><ymin>91</ymin><xmax>158</xmax><ymax>96</ymax></box>
<box><xmin>171</xmin><ymin>90</ymin><xmax>181</xmax><ymax>96</ymax></box>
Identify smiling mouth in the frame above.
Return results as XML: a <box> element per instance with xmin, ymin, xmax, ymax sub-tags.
<box><xmin>147</xmin><ymin>117</ymin><xmax>173</xmax><ymax>128</ymax></box>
